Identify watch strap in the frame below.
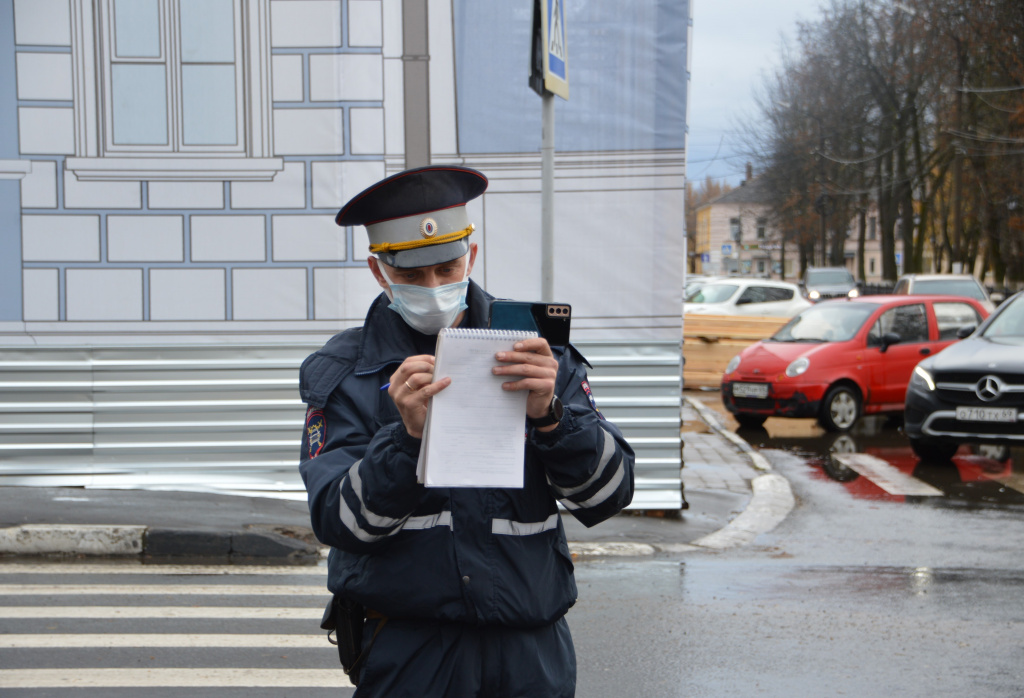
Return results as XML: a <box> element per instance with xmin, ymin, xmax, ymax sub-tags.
<box><xmin>528</xmin><ymin>396</ymin><xmax>563</xmax><ymax>428</ymax></box>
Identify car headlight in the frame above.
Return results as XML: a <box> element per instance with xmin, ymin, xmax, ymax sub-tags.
<box><xmin>847</xmin><ymin>288</ymin><xmax>860</xmax><ymax>298</ymax></box>
<box><xmin>808</xmin><ymin>290</ymin><xmax>820</xmax><ymax>300</ymax></box>
<box><xmin>911</xmin><ymin>365</ymin><xmax>935</xmax><ymax>391</ymax></box>
<box><xmin>785</xmin><ymin>356</ymin><xmax>810</xmax><ymax>377</ymax></box>
<box><xmin>725</xmin><ymin>356</ymin><xmax>741</xmax><ymax>374</ymax></box>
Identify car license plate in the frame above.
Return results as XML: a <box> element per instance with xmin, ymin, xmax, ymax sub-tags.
<box><xmin>955</xmin><ymin>406</ymin><xmax>1017</xmax><ymax>422</ymax></box>
<box><xmin>733</xmin><ymin>382</ymin><xmax>769</xmax><ymax>399</ymax></box>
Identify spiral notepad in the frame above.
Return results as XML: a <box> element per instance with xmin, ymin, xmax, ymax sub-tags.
<box><xmin>417</xmin><ymin>327</ymin><xmax>539</xmax><ymax>488</ymax></box>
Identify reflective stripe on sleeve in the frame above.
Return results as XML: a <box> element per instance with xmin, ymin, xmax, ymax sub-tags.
<box><xmin>338</xmin><ymin>461</ymin><xmax>408</xmax><ymax>543</ymax></box>
<box><xmin>547</xmin><ymin>430</ymin><xmax>617</xmax><ymax>498</ymax></box>
<box><xmin>404</xmin><ymin>510</ymin><xmax>453</xmax><ymax>531</ymax></box>
<box><xmin>346</xmin><ymin>462</ymin><xmax>407</xmax><ymax>529</ymax></box>
<box><xmin>560</xmin><ymin>453</ymin><xmax>626</xmax><ymax>510</ymax></box>
<box><xmin>338</xmin><ymin>462</ymin><xmax>453</xmax><ymax>543</ymax></box>
<box><xmin>491</xmin><ymin>513</ymin><xmax>559</xmax><ymax>536</ymax></box>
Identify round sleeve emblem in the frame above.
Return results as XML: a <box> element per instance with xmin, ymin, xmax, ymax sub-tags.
<box><xmin>419</xmin><ymin>217</ymin><xmax>437</xmax><ymax>238</ymax></box>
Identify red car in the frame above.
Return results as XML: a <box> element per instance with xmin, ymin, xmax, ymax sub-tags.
<box><xmin>721</xmin><ymin>295</ymin><xmax>989</xmax><ymax>431</ymax></box>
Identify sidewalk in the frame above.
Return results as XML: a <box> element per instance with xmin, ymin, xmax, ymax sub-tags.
<box><xmin>0</xmin><ymin>396</ymin><xmax>794</xmax><ymax>562</ymax></box>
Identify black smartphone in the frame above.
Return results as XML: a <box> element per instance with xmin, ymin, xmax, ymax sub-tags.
<box><xmin>488</xmin><ymin>300</ymin><xmax>571</xmax><ymax>347</ymax></box>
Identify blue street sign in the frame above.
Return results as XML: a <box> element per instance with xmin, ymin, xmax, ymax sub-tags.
<box><xmin>541</xmin><ymin>0</ymin><xmax>569</xmax><ymax>99</ymax></box>
<box><xmin>701</xmin><ymin>253</ymin><xmax>710</xmax><ymax>263</ymax></box>
<box><xmin>721</xmin><ymin>244</ymin><xmax>732</xmax><ymax>256</ymax></box>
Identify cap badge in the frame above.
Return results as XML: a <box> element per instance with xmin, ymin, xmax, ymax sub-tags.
<box><xmin>419</xmin><ymin>217</ymin><xmax>437</xmax><ymax>238</ymax></box>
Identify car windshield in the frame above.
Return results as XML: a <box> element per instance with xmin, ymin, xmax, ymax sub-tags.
<box><xmin>684</xmin><ymin>282</ymin><xmax>708</xmax><ymax>301</ymax></box>
<box><xmin>983</xmin><ymin>295</ymin><xmax>1024</xmax><ymax>337</ymax></box>
<box><xmin>805</xmin><ymin>270</ymin><xmax>854</xmax><ymax>285</ymax></box>
<box><xmin>913</xmin><ymin>279</ymin><xmax>986</xmax><ymax>301</ymax></box>
<box><xmin>771</xmin><ymin>302</ymin><xmax>876</xmax><ymax>342</ymax></box>
<box><xmin>688</xmin><ymin>284</ymin><xmax>738</xmax><ymax>304</ymax></box>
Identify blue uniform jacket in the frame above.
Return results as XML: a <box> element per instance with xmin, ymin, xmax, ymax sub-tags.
<box><xmin>298</xmin><ymin>281</ymin><xmax>635</xmax><ymax>628</ymax></box>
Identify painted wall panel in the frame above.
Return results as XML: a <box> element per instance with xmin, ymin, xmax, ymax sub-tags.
<box><xmin>150</xmin><ymin>269</ymin><xmax>227</xmax><ymax>321</ymax></box>
<box><xmin>15</xmin><ymin>52</ymin><xmax>73</xmax><ymax>100</ymax></box>
<box><xmin>22</xmin><ymin>215</ymin><xmax>99</xmax><ymax>262</ymax></box>
<box><xmin>13</xmin><ymin>0</ymin><xmax>71</xmax><ymax>46</ymax></box>
<box><xmin>22</xmin><ymin>268</ymin><xmax>58</xmax><ymax>321</ymax></box>
<box><xmin>190</xmin><ymin>215</ymin><xmax>268</xmax><ymax>262</ymax></box>
<box><xmin>20</xmin><ymin>160</ymin><xmax>57</xmax><ymax>208</ymax></box>
<box><xmin>233</xmin><ymin>268</ymin><xmax>308</xmax><ymax>320</ymax></box>
<box><xmin>270</xmin><ymin>0</ymin><xmax>343</xmax><ymax>48</ymax></box>
<box><xmin>66</xmin><ymin>269</ymin><xmax>143</xmax><ymax>321</ymax></box>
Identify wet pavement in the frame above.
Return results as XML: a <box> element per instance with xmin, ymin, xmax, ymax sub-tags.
<box><xmin>688</xmin><ymin>388</ymin><xmax>1024</xmax><ymax>510</ymax></box>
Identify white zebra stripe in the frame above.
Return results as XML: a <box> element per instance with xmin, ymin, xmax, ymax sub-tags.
<box><xmin>1</xmin><ymin>634</ymin><xmax>328</xmax><ymax>648</ymax></box>
<box><xmin>0</xmin><ymin>584</ymin><xmax>325</xmax><ymax>596</ymax></box>
<box><xmin>0</xmin><ymin>669</ymin><xmax>350</xmax><ymax>689</ymax></box>
<box><xmin>0</xmin><ymin>606</ymin><xmax>322</xmax><ymax>619</ymax></box>
<box><xmin>0</xmin><ymin>563</ymin><xmax>326</xmax><ymax>576</ymax></box>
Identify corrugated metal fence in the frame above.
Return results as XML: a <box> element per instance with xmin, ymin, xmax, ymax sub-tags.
<box><xmin>0</xmin><ymin>341</ymin><xmax>683</xmax><ymax>509</ymax></box>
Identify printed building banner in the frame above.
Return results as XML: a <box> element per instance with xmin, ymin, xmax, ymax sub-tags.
<box><xmin>0</xmin><ymin>0</ymin><xmax>688</xmax><ymax>344</ymax></box>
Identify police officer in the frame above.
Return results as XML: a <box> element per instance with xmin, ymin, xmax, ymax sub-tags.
<box><xmin>299</xmin><ymin>166</ymin><xmax>635</xmax><ymax>697</ymax></box>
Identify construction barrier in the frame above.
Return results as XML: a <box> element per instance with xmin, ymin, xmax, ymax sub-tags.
<box><xmin>683</xmin><ymin>315</ymin><xmax>790</xmax><ymax>389</ymax></box>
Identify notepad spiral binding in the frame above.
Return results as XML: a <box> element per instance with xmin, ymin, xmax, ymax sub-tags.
<box><xmin>439</xmin><ymin>328</ymin><xmax>539</xmax><ymax>339</ymax></box>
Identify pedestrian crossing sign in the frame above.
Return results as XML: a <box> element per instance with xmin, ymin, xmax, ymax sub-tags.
<box><xmin>532</xmin><ymin>0</ymin><xmax>569</xmax><ymax>99</ymax></box>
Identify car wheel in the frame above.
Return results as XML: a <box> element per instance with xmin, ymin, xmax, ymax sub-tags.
<box><xmin>909</xmin><ymin>437</ymin><xmax>959</xmax><ymax>462</ymax></box>
<box><xmin>735</xmin><ymin>414</ymin><xmax>768</xmax><ymax>429</ymax></box>
<box><xmin>818</xmin><ymin>385</ymin><xmax>860</xmax><ymax>432</ymax></box>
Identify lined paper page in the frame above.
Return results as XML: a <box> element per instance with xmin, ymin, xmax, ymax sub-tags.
<box><xmin>417</xmin><ymin>328</ymin><xmax>537</xmax><ymax>488</ymax></box>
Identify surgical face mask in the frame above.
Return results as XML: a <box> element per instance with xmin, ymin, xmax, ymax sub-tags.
<box><xmin>378</xmin><ymin>259</ymin><xmax>470</xmax><ymax>334</ymax></box>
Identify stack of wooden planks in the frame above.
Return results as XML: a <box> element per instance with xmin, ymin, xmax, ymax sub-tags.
<box><xmin>682</xmin><ymin>314</ymin><xmax>790</xmax><ymax>388</ymax></box>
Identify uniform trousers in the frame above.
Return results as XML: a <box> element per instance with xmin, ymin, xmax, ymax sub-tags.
<box><xmin>353</xmin><ymin>615</ymin><xmax>576</xmax><ymax>698</ymax></box>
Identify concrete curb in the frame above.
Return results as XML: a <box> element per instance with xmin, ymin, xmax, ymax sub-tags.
<box><xmin>685</xmin><ymin>396</ymin><xmax>774</xmax><ymax>471</ymax></box>
<box><xmin>0</xmin><ymin>524</ymin><xmax>146</xmax><ymax>557</ymax></box>
<box><xmin>688</xmin><ymin>473</ymin><xmax>795</xmax><ymax>549</ymax></box>
<box><xmin>0</xmin><ymin>524</ymin><xmax>319</xmax><ymax>562</ymax></box>
<box><xmin>682</xmin><ymin>395</ymin><xmax>796</xmax><ymax>549</ymax></box>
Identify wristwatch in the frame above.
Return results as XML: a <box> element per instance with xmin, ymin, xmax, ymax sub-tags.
<box><xmin>528</xmin><ymin>396</ymin><xmax>564</xmax><ymax>428</ymax></box>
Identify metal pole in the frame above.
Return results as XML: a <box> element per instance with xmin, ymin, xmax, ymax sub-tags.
<box><xmin>541</xmin><ymin>92</ymin><xmax>555</xmax><ymax>301</ymax></box>
<box><xmin>817</xmin><ymin>119</ymin><xmax>827</xmax><ymax>267</ymax></box>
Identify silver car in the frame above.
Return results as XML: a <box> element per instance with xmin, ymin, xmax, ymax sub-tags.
<box><xmin>893</xmin><ymin>273</ymin><xmax>998</xmax><ymax>314</ymax></box>
<box><xmin>685</xmin><ymin>279</ymin><xmax>812</xmax><ymax>317</ymax></box>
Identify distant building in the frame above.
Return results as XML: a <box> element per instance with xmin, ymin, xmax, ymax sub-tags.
<box><xmin>694</xmin><ymin>174</ymin><xmax>890</xmax><ymax>282</ymax></box>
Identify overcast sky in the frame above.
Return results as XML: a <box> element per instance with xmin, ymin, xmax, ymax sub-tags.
<box><xmin>688</xmin><ymin>0</ymin><xmax>825</xmax><ymax>186</ymax></box>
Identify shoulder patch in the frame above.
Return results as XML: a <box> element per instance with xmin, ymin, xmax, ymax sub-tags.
<box><xmin>305</xmin><ymin>407</ymin><xmax>327</xmax><ymax>459</ymax></box>
<box><xmin>581</xmin><ymin>380</ymin><xmax>605</xmax><ymax>419</ymax></box>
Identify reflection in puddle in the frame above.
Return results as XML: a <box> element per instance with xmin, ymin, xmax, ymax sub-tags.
<box><xmin>734</xmin><ymin>415</ymin><xmax>1024</xmax><ymax>506</ymax></box>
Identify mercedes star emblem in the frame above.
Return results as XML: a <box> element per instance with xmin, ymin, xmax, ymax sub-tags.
<box><xmin>975</xmin><ymin>375</ymin><xmax>1004</xmax><ymax>402</ymax></box>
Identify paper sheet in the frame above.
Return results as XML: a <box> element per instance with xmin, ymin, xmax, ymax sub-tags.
<box><xmin>416</xmin><ymin>328</ymin><xmax>538</xmax><ymax>488</ymax></box>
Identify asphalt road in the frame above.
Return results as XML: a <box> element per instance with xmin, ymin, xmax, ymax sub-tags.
<box><xmin>570</xmin><ymin>449</ymin><xmax>1024</xmax><ymax>697</ymax></box>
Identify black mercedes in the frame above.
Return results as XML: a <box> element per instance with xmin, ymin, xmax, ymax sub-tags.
<box><xmin>905</xmin><ymin>291</ymin><xmax>1024</xmax><ymax>460</ymax></box>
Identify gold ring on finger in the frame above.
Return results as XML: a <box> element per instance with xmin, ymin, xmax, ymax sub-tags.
<box><xmin>405</xmin><ymin>380</ymin><xmax>414</xmax><ymax>391</ymax></box>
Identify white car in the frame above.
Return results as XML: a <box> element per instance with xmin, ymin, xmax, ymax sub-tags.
<box><xmin>893</xmin><ymin>273</ymin><xmax>998</xmax><ymax>314</ymax></box>
<box><xmin>684</xmin><ymin>278</ymin><xmax>812</xmax><ymax>317</ymax></box>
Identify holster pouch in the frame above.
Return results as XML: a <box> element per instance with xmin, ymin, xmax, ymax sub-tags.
<box><xmin>321</xmin><ymin>594</ymin><xmax>366</xmax><ymax>685</ymax></box>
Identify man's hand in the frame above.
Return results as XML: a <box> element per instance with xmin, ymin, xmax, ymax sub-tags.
<box><xmin>388</xmin><ymin>355</ymin><xmax>451</xmax><ymax>439</ymax></box>
<box><xmin>493</xmin><ymin>337</ymin><xmax>560</xmax><ymax>432</ymax></box>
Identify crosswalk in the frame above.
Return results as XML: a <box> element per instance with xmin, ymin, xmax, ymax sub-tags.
<box><xmin>0</xmin><ymin>561</ymin><xmax>353</xmax><ymax>695</ymax></box>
